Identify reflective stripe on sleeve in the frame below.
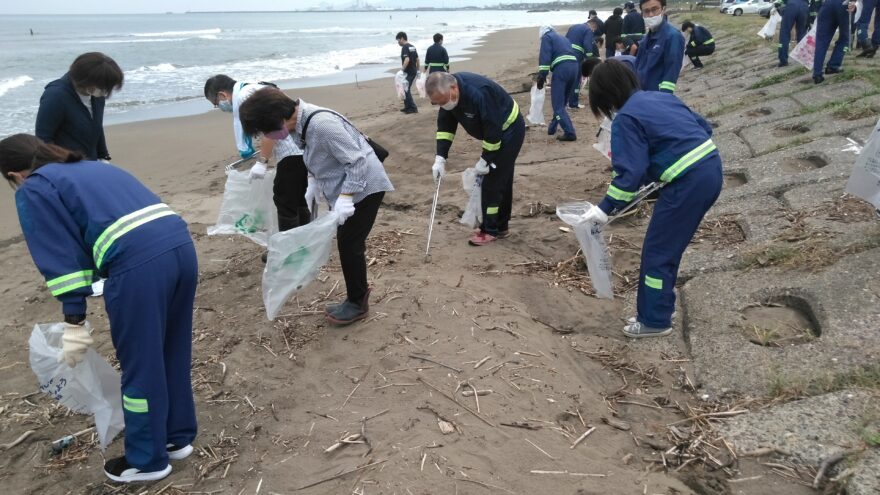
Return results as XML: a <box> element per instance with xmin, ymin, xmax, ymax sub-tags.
<box><xmin>572</xmin><ymin>44</ymin><xmax>585</xmax><ymax>53</ymax></box>
<box><xmin>659</xmin><ymin>81</ymin><xmax>677</xmax><ymax>92</ymax></box>
<box><xmin>47</xmin><ymin>270</ymin><xmax>94</xmax><ymax>296</ymax></box>
<box><xmin>606</xmin><ymin>184</ymin><xmax>637</xmax><ymax>202</ymax></box>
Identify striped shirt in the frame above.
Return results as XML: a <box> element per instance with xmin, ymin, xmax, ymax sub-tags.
<box><xmin>293</xmin><ymin>100</ymin><xmax>394</xmax><ymax>205</ymax></box>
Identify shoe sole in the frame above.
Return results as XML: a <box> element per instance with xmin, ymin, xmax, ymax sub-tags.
<box><xmin>168</xmin><ymin>444</ymin><xmax>193</xmax><ymax>461</ymax></box>
<box><xmin>622</xmin><ymin>327</ymin><xmax>673</xmax><ymax>339</ymax></box>
<box><xmin>105</xmin><ymin>464</ymin><xmax>172</xmax><ymax>483</ymax></box>
<box><xmin>325</xmin><ymin>312</ymin><xmax>369</xmax><ymax>326</ymax></box>
<box><xmin>468</xmin><ymin>239</ymin><xmax>496</xmax><ymax>246</ymax></box>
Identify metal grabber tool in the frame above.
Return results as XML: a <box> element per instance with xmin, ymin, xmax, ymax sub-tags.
<box><xmin>606</xmin><ymin>181</ymin><xmax>666</xmax><ymax>225</ymax></box>
<box><xmin>424</xmin><ymin>175</ymin><xmax>443</xmax><ymax>262</ymax></box>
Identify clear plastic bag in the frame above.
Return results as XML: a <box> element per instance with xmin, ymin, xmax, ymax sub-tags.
<box><xmin>845</xmin><ymin>118</ymin><xmax>880</xmax><ymax>209</ymax></box>
<box><xmin>758</xmin><ymin>10</ymin><xmax>781</xmax><ymax>39</ymax></box>
<box><xmin>790</xmin><ymin>20</ymin><xmax>818</xmax><ymax>71</ymax></box>
<box><xmin>593</xmin><ymin>117</ymin><xmax>613</xmax><ymax>161</ymax></box>
<box><xmin>28</xmin><ymin>322</ymin><xmax>124</xmax><ymax>450</ymax></box>
<box><xmin>556</xmin><ymin>202</ymin><xmax>614</xmax><ymax>299</ymax></box>
<box><xmin>527</xmin><ymin>83</ymin><xmax>546</xmax><ymax>125</ymax></box>
<box><xmin>459</xmin><ymin>167</ymin><xmax>482</xmax><ymax>228</ymax></box>
<box><xmin>263</xmin><ymin>211</ymin><xmax>340</xmax><ymax>320</ymax></box>
<box><xmin>415</xmin><ymin>72</ymin><xmax>427</xmax><ymax>98</ymax></box>
<box><xmin>394</xmin><ymin>71</ymin><xmax>409</xmax><ymax>100</ymax></box>
<box><xmin>207</xmin><ymin>168</ymin><xmax>278</xmax><ymax>247</ymax></box>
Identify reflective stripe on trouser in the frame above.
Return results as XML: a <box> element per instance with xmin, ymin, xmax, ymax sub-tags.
<box><xmin>637</xmin><ymin>156</ymin><xmax>721</xmax><ymax>328</ymax></box>
<box><xmin>93</xmin><ymin>203</ymin><xmax>177</xmax><ymax>269</ymax></box>
<box><xmin>813</xmin><ymin>3</ymin><xmax>851</xmax><ymax>77</ymax></box>
<box><xmin>778</xmin><ymin>0</ymin><xmax>808</xmax><ymax>63</ymax></box>
<box><xmin>106</xmin><ymin>243</ymin><xmax>198</xmax><ymax>472</ymax></box>
<box><xmin>568</xmin><ymin>52</ymin><xmax>585</xmax><ymax>108</ymax></box>
<box><xmin>480</xmin><ymin>115</ymin><xmax>525</xmax><ymax>235</ymax></box>
<box><xmin>548</xmin><ymin>61</ymin><xmax>578</xmax><ymax>137</ymax></box>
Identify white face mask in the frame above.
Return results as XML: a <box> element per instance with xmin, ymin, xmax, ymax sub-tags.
<box><xmin>614</xmin><ymin>50</ymin><xmax>622</xmax><ymax>57</ymax></box>
<box><xmin>88</xmin><ymin>88</ymin><xmax>109</xmax><ymax>98</ymax></box>
<box><xmin>644</xmin><ymin>14</ymin><xmax>664</xmax><ymax>31</ymax></box>
<box><xmin>441</xmin><ymin>98</ymin><xmax>458</xmax><ymax>111</ymax></box>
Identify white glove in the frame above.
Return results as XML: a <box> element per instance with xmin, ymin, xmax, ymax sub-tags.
<box><xmin>432</xmin><ymin>156</ymin><xmax>446</xmax><ymax>182</ymax></box>
<box><xmin>57</xmin><ymin>322</ymin><xmax>94</xmax><ymax>368</ymax></box>
<box><xmin>304</xmin><ymin>177</ymin><xmax>318</xmax><ymax>212</ymax></box>
<box><xmin>581</xmin><ymin>205</ymin><xmax>609</xmax><ymax>225</ymax></box>
<box><xmin>333</xmin><ymin>194</ymin><xmax>356</xmax><ymax>225</ymax></box>
<box><xmin>474</xmin><ymin>158</ymin><xmax>491</xmax><ymax>175</ymax></box>
<box><xmin>248</xmin><ymin>161</ymin><xmax>268</xmax><ymax>182</ymax></box>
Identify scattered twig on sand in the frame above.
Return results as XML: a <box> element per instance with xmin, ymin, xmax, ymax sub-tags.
<box><xmin>500</xmin><ymin>422</ymin><xmax>541</xmax><ymax>430</ymax></box>
<box><xmin>294</xmin><ymin>459</ymin><xmax>388</xmax><ymax>491</ymax></box>
<box><xmin>306</xmin><ymin>410</ymin><xmax>339</xmax><ymax>421</ymax></box>
<box><xmin>473</xmin><ymin>356</ymin><xmax>491</xmax><ymax>369</ymax></box>
<box><xmin>739</xmin><ymin>446</ymin><xmax>792</xmax><ymax>457</ymax></box>
<box><xmin>409</xmin><ymin>354</ymin><xmax>462</xmax><ymax>373</ymax></box>
<box><xmin>525</xmin><ymin>439</ymin><xmax>557</xmax><ymax>460</ymax></box>
<box><xmin>666</xmin><ymin>410</ymin><xmax>748</xmax><ymax>426</ymax></box>
<box><xmin>454</xmin><ymin>477</ymin><xmax>516</xmax><ymax>494</ymax></box>
<box><xmin>0</xmin><ymin>430</ymin><xmax>35</xmax><ymax>451</ymax></box>
<box><xmin>417</xmin><ymin>377</ymin><xmax>495</xmax><ymax>427</ymax></box>
<box><xmin>813</xmin><ymin>449</ymin><xmax>862</xmax><ymax>489</ymax></box>
<box><xmin>529</xmin><ymin>470</ymin><xmax>606</xmax><ymax>477</ymax></box>
<box><xmin>324</xmin><ymin>433</ymin><xmax>365</xmax><ymax>454</ymax></box>
<box><xmin>340</xmin><ymin>383</ymin><xmax>361</xmax><ymax>411</ymax></box>
<box><xmin>570</xmin><ymin>427</ymin><xmax>596</xmax><ymax>449</ymax></box>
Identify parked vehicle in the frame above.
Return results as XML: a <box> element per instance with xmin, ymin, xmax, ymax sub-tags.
<box><xmin>725</xmin><ymin>0</ymin><xmax>772</xmax><ymax>15</ymax></box>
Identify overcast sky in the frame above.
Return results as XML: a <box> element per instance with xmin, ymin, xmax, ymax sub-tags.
<box><xmin>6</xmin><ymin>0</ymin><xmax>560</xmax><ymax>15</ymax></box>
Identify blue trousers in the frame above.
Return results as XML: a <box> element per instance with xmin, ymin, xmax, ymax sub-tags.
<box><xmin>480</xmin><ymin>115</ymin><xmax>525</xmax><ymax>235</ymax></box>
<box><xmin>813</xmin><ymin>2</ymin><xmax>851</xmax><ymax>78</ymax></box>
<box><xmin>779</xmin><ymin>0</ymin><xmax>808</xmax><ymax>64</ymax></box>
<box><xmin>403</xmin><ymin>72</ymin><xmax>417</xmax><ymax>110</ymax></box>
<box><xmin>568</xmin><ymin>53</ymin><xmax>585</xmax><ymax>108</ymax></box>
<box><xmin>637</xmin><ymin>156</ymin><xmax>722</xmax><ymax>328</ymax></box>
<box><xmin>105</xmin><ymin>243</ymin><xmax>199</xmax><ymax>472</ymax></box>
<box><xmin>548</xmin><ymin>61</ymin><xmax>578</xmax><ymax>137</ymax></box>
<box><xmin>857</xmin><ymin>0</ymin><xmax>880</xmax><ymax>45</ymax></box>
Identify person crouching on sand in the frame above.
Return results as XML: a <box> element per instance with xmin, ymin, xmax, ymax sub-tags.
<box><xmin>1</xmin><ymin>134</ymin><xmax>198</xmax><ymax>483</ymax></box>
<box><xmin>238</xmin><ymin>88</ymin><xmax>394</xmax><ymax>326</ymax></box>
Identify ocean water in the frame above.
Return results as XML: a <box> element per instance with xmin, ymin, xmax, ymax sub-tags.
<box><xmin>0</xmin><ymin>10</ymin><xmax>601</xmax><ymax>137</ymax></box>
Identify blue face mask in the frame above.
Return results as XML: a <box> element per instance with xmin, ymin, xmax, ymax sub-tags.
<box><xmin>218</xmin><ymin>99</ymin><xmax>232</xmax><ymax>113</ymax></box>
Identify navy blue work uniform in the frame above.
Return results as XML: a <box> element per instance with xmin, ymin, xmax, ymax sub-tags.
<box><xmin>35</xmin><ymin>74</ymin><xmax>110</xmax><ymax>161</ymax></box>
<box><xmin>565</xmin><ymin>23</ymin><xmax>594</xmax><ymax>108</ymax></box>
<box><xmin>813</xmin><ymin>0</ymin><xmax>852</xmax><ymax>78</ymax></box>
<box><xmin>424</xmin><ymin>42</ymin><xmax>450</xmax><ymax>73</ymax></box>
<box><xmin>539</xmin><ymin>30</ymin><xmax>579</xmax><ymax>138</ymax></box>
<box><xmin>776</xmin><ymin>0</ymin><xmax>808</xmax><ymax>65</ymax></box>
<box><xmin>856</xmin><ymin>0</ymin><xmax>880</xmax><ymax>48</ymax></box>
<box><xmin>16</xmin><ymin>161</ymin><xmax>198</xmax><ymax>473</ymax></box>
<box><xmin>635</xmin><ymin>19</ymin><xmax>685</xmax><ymax>93</ymax></box>
<box><xmin>435</xmin><ymin>72</ymin><xmax>524</xmax><ymax>236</ymax></box>
<box><xmin>622</xmin><ymin>10</ymin><xmax>646</xmax><ymax>39</ymax></box>
<box><xmin>685</xmin><ymin>25</ymin><xmax>715</xmax><ymax>68</ymax></box>
<box><xmin>400</xmin><ymin>42</ymin><xmax>419</xmax><ymax>111</ymax></box>
<box><xmin>598</xmin><ymin>91</ymin><xmax>721</xmax><ymax>329</ymax></box>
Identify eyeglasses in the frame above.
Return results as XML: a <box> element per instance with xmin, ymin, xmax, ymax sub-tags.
<box><xmin>642</xmin><ymin>5</ymin><xmax>664</xmax><ymax>16</ymax></box>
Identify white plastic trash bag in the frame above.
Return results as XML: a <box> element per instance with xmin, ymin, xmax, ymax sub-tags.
<box><xmin>415</xmin><ymin>72</ymin><xmax>427</xmax><ymax>98</ymax></box>
<box><xmin>29</xmin><ymin>322</ymin><xmax>124</xmax><ymax>450</ymax></box>
<box><xmin>593</xmin><ymin>117</ymin><xmax>613</xmax><ymax>161</ymax></box>
<box><xmin>556</xmin><ymin>202</ymin><xmax>614</xmax><ymax>299</ymax></box>
<box><xmin>394</xmin><ymin>71</ymin><xmax>409</xmax><ymax>100</ymax></box>
<box><xmin>207</xmin><ymin>168</ymin><xmax>278</xmax><ymax>247</ymax></box>
<box><xmin>263</xmin><ymin>211</ymin><xmax>340</xmax><ymax>320</ymax></box>
<box><xmin>790</xmin><ymin>20</ymin><xmax>818</xmax><ymax>71</ymax></box>
<box><xmin>527</xmin><ymin>83</ymin><xmax>546</xmax><ymax>125</ymax></box>
<box><xmin>845</xmin><ymin>118</ymin><xmax>880</xmax><ymax>209</ymax></box>
<box><xmin>460</xmin><ymin>167</ymin><xmax>483</xmax><ymax>228</ymax></box>
<box><xmin>758</xmin><ymin>10</ymin><xmax>781</xmax><ymax>40</ymax></box>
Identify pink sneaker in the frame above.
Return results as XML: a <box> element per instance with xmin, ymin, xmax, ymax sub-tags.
<box><xmin>468</xmin><ymin>232</ymin><xmax>497</xmax><ymax>246</ymax></box>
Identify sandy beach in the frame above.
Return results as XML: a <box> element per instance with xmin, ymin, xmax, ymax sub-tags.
<box><xmin>2</xmin><ymin>14</ymin><xmax>871</xmax><ymax>494</ymax></box>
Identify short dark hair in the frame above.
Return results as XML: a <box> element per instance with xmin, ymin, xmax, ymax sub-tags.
<box><xmin>681</xmin><ymin>21</ymin><xmax>695</xmax><ymax>31</ymax></box>
<box><xmin>588</xmin><ymin>59</ymin><xmax>639</xmax><ymax>120</ymax></box>
<box><xmin>396</xmin><ymin>31</ymin><xmax>407</xmax><ymax>41</ymax></box>
<box><xmin>582</xmin><ymin>57</ymin><xmax>602</xmax><ymax>78</ymax></box>
<box><xmin>613</xmin><ymin>7</ymin><xmax>623</xmax><ymax>15</ymax></box>
<box><xmin>640</xmin><ymin>0</ymin><xmax>666</xmax><ymax>7</ymax></box>
<box><xmin>0</xmin><ymin>134</ymin><xmax>83</xmax><ymax>187</ymax></box>
<box><xmin>433</xmin><ymin>33</ymin><xmax>443</xmax><ymax>43</ymax></box>
<box><xmin>69</xmin><ymin>52</ymin><xmax>124</xmax><ymax>94</ymax></box>
<box><xmin>237</xmin><ymin>87</ymin><xmax>297</xmax><ymax>137</ymax></box>
<box><xmin>204</xmin><ymin>74</ymin><xmax>236</xmax><ymax>102</ymax></box>
<box><xmin>589</xmin><ymin>9</ymin><xmax>597</xmax><ymax>15</ymax></box>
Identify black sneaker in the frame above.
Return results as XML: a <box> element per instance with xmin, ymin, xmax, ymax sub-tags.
<box><xmin>167</xmin><ymin>443</ymin><xmax>193</xmax><ymax>461</ymax></box>
<box><xmin>403</xmin><ymin>108</ymin><xmax>418</xmax><ymax>114</ymax></box>
<box><xmin>777</xmin><ymin>61</ymin><xmax>789</xmax><ymax>67</ymax></box>
<box><xmin>813</xmin><ymin>74</ymin><xmax>825</xmax><ymax>84</ymax></box>
<box><xmin>824</xmin><ymin>67</ymin><xmax>843</xmax><ymax>75</ymax></box>
<box><xmin>104</xmin><ymin>456</ymin><xmax>171</xmax><ymax>483</ymax></box>
<box><xmin>556</xmin><ymin>134</ymin><xmax>577</xmax><ymax>142</ymax></box>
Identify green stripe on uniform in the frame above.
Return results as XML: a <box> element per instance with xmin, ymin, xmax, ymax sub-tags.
<box><xmin>486</xmin><ymin>206</ymin><xmax>499</xmax><ymax>215</ymax></box>
<box><xmin>482</xmin><ymin>140</ymin><xmax>501</xmax><ymax>151</ymax></box>
<box><xmin>606</xmin><ymin>184</ymin><xmax>637</xmax><ymax>202</ymax></box>
<box><xmin>572</xmin><ymin>44</ymin><xmax>585</xmax><ymax>53</ymax></box>
<box><xmin>704</xmin><ymin>38</ymin><xmax>714</xmax><ymax>45</ymax></box>
<box><xmin>645</xmin><ymin>275</ymin><xmax>663</xmax><ymax>290</ymax></box>
<box><xmin>551</xmin><ymin>55</ymin><xmax>577</xmax><ymax>68</ymax></box>
<box><xmin>93</xmin><ymin>204</ymin><xmax>176</xmax><ymax>269</ymax></box>
<box><xmin>47</xmin><ymin>270</ymin><xmax>94</xmax><ymax>296</ymax></box>
<box><xmin>502</xmin><ymin>101</ymin><xmax>520</xmax><ymax>131</ymax></box>
<box><xmin>659</xmin><ymin>81</ymin><xmax>677</xmax><ymax>92</ymax></box>
<box><xmin>436</xmin><ymin>132</ymin><xmax>455</xmax><ymax>142</ymax></box>
<box><xmin>123</xmin><ymin>395</ymin><xmax>149</xmax><ymax>413</ymax></box>
<box><xmin>538</xmin><ymin>65</ymin><xmax>551</xmax><ymax>71</ymax></box>
<box><xmin>659</xmin><ymin>138</ymin><xmax>716</xmax><ymax>182</ymax></box>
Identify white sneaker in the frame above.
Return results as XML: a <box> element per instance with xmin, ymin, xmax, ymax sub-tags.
<box><xmin>167</xmin><ymin>443</ymin><xmax>193</xmax><ymax>460</ymax></box>
<box><xmin>104</xmin><ymin>457</ymin><xmax>171</xmax><ymax>483</ymax></box>
<box><xmin>623</xmin><ymin>321</ymin><xmax>672</xmax><ymax>338</ymax></box>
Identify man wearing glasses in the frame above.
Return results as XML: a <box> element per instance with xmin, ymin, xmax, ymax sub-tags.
<box><xmin>634</xmin><ymin>0</ymin><xmax>685</xmax><ymax>93</ymax></box>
